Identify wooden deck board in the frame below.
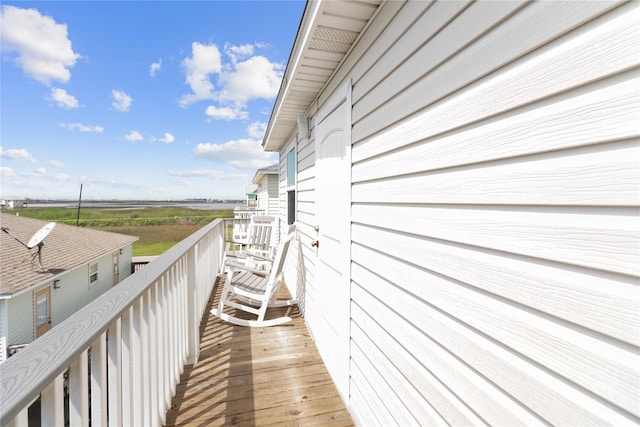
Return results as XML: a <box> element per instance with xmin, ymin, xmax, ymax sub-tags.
<box><xmin>165</xmin><ymin>276</ymin><xmax>353</xmax><ymax>426</ymax></box>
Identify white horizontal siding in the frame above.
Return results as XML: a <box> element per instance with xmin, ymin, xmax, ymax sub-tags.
<box><xmin>278</xmin><ymin>135</ymin><xmax>318</xmax><ymax>314</ymax></box>
<box><xmin>338</xmin><ymin>0</ymin><xmax>639</xmax><ymax>425</ymax></box>
<box><xmin>352</xmin><ymin>0</ymin><xmax>630</xmax><ymax>143</ymax></box>
<box><xmin>352</xmin><ymin>222</ymin><xmax>638</xmax><ymax>346</ymax></box>
<box><xmin>267</xmin><ymin>175</ymin><xmax>279</xmax><ymax>216</ymax></box>
<box><xmin>275</xmin><ymin>0</ymin><xmax>639</xmax><ymax>424</ymax></box>
<box><xmin>7</xmin><ymin>290</ymin><xmax>34</xmax><ymax>346</ymax></box>
<box><xmin>350</xmin><ymin>257</ymin><xmax>635</xmax><ymax>425</ymax></box>
<box><xmin>352</xmin><ymin>76</ymin><xmax>640</xmax><ymax>181</ymax></box>
<box><xmin>0</xmin><ymin>300</ymin><xmax>7</xmax><ymax>362</ymax></box>
<box><xmin>256</xmin><ymin>175</ymin><xmax>279</xmax><ymax>217</ymax></box>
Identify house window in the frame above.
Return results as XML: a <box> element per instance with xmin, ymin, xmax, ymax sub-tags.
<box><xmin>287</xmin><ymin>149</ymin><xmax>296</xmax><ymax>186</ymax></box>
<box><xmin>286</xmin><ymin>149</ymin><xmax>296</xmax><ymax>225</ymax></box>
<box><xmin>89</xmin><ymin>262</ymin><xmax>98</xmax><ymax>285</ymax></box>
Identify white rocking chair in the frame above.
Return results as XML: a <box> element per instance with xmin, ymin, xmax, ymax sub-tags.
<box><xmin>223</xmin><ymin>215</ymin><xmax>277</xmax><ymax>271</ymax></box>
<box><xmin>212</xmin><ymin>225</ymin><xmax>297</xmax><ymax>327</ymax></box>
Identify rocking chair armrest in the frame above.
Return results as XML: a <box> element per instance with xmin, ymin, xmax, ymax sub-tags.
<box><xmin>227</xmin><ymin>239</ymin><xmax>248</xmax><ymax>246</ymax></box>
<box><xmin>226</xmin><ymin>261</ymin><xmax>269</xmax><ymax>277</ymax></box>
<box><xmin>244</xmin><ymin>251</ymin><xmax>275</xmax><ymax>262</ymax></box>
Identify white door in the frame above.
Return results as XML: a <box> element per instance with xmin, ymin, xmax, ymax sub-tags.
<box><xmin>313</xmin><ymin>81</ymin><xmax>351</xmax><ymax>403</ymax></box>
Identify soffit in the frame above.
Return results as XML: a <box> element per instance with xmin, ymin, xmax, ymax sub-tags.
<box><xmin>263</xmin><ymin>0</ymin><xmax>382</xmax><ymax>152</ymax></box>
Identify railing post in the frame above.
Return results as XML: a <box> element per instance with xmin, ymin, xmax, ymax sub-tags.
<box><xmin>186</xmin><ymin>246</ymin><xmax>199</xmax><ymax>365</ymax></box>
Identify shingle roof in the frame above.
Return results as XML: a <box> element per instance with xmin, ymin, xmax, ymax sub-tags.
<box><xmin>0</xmin><ymin>213</ymin><xmax>138</xmax><ymax>297</ymax></box>
<box><xmin>252</xmin><ymin>164</ymin><xmax>279</xmax><ymax>184</ymax></box>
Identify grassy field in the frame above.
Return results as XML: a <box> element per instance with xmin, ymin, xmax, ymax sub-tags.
<box><xmin>10</xmin><ymin>207</ymin><xmax>233</xmax><ymax>256</ymax></box>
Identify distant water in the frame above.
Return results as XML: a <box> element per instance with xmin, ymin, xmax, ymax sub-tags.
<box><xmin>25</xmin><ymin>201</ymin><xmax>244</xmax><ymax>210</ymax></box>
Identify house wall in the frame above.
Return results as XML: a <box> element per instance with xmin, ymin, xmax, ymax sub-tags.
<box><xmin>2</xmin><ymin>200</ymin><xmax>25</xmax><ymax>209</ymax></box>
<box><xmin>0</xmin><ymin>299</ymin><xmax>7</xmax><ymax>363</ymax></box>
<box><xmin>280</xmin><ymin>1</ymin><xmax>639</xmax><ymax>425</ymax></box>
<box><xmin>278</xmin><ymin>137</ymin><xmax>311</xmax><ymax>307</ymax></box>
<box><xmin>53</xmin><ymin>249</ymin><xmax>134</xmax><ymax>323</ymax></box>
<box><xmin>6</xmin><ymin>290</ymin><xmax>34</xmax><ymax>346</ymax></box>
<box><xmin>52</xmin><ymin>256</ymin><xmax>109</xmax><ymax>323</ymax></box>
<box><xmin>257</xmin><ymin>174</ymin><xmax>279</xmax><ymax>216</ymax></box>
<box><xmin>4</xmin><ymin>248</ymin><xmax>134</xmax><ymax>351</ymax></box>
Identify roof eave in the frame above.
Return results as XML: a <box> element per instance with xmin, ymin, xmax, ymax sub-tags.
<box><xmin>263</xmin><ymin>1</ymin><xmax>323</xmax><ymax>152</ymax></box>
<box><xmin>262</xmin><ymin>0</ymin><xmax>382</xmax><ymax>153</ymax></box>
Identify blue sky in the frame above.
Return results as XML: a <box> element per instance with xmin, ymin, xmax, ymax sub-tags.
<box><xmin>0</xmin><ymin>1</ymin><xmax>304</xmax><ymax>200</ymax></box>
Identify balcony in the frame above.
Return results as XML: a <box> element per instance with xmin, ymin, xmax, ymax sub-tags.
<box><xmin>0</xmin><ymin>219</ymin><xmax>348</xmax><ymax>426</ymax></box>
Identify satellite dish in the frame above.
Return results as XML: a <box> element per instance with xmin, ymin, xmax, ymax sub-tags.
<box><xmin>27</xmin><ymin>222</ymin><xmax>56</xmax><ymax>248</ymax></box>
<box><xmin>1</xmin><ymin>221</ymin><xmax>56</xmax><ymax>272</ymax></box>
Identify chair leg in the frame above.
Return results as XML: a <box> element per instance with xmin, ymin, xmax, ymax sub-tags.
<box><xmin>215</xmin><ymin>272</ymin><xmax>234</xmax><ymax>316</ymax></box>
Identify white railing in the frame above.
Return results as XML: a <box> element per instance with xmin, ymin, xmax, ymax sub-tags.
<box><xmin>0</xmin><ymin>219</ymin><xmax>225</xmax><ymax>427</ymax></box>
<box><xmin>232</xmin><ymin>207</ymin><xmax>265</xmax><ymax>219</ymax></box>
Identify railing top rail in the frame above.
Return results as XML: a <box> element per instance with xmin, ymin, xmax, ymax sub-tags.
<box><xmin>0</xmin><ymin>218</ymin><xmax>224</xmax><ymax>423</ymax></box>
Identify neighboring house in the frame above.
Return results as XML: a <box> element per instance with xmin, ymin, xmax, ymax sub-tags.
<box><xmin>245</xmin><ymin>184</ymin><xmax>258</xmax><ymax>209</ymax></box>
<box><xmin>0</xmin><ymin>213</ymin><xmax>137</xmax><ymax>363</ymax></box>
<box><xmin>235</xmin><ymin>164</ymin><xmax>279</xmax><ymax>220</ymax></box>
<box><xmin>263</xmin><ymin>1</ymin><xmax>639</xmax><ymax>425</ymax></box>
<box><xmin>0</xmin><ymin>200</ymin><xmax>26</xmax><ymax>209</ymax></box>
<box><xmin>252</xmin><ymin>163</ymin><xmax>279</xmax><ymax>217</ymax></box>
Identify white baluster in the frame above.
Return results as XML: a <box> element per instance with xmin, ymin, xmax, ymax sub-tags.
<box><xmin>91</xmin><ymin>333</ymin><xmax>108</xmax><ymax>426</ymax></box>
<box><xmin>69</xmin><ymin>349</ymin><xmax>89</xmax><ymax>426</ymax></box>
<box><xmin>108</xmin><ymin>318</ymin><xmax>122</xmax><ymax>427</ymax></box>
<box><xmin>40</xmin><ymin>372</ymin><xmax>64</xmax><ymax>426</ymax></box>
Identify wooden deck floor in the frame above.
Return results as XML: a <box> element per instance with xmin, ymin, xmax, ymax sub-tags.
<box><xmin>164</xmin><ymin>276</ymin><xmax>353</xmax><ymax>426</ymax></box>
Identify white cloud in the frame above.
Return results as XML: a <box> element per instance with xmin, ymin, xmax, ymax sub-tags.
<box><xmin>50</xmin><ymin>88</ymin><xmax>79</xmax><ymax>109</ymax></box>
<box><xmin>218</xmin><ymin>56</ymin><xmax>282</xmax><ymax>104</ymax></box>
<box><xmin>49</xmin><ymin>159</ymin><xmax>66</xmax><ymax>168</ymax></box>
<box><xmin>179</xmin><ymin>42</ymin><xmax>283</xmax><ymax>114</ymax></box>
<box><xmin>112</xmin><ymin>90</ymin><xmax>132</xmax><ymax>112</ymax></box>
<box><xmin>224</xmin><ymin>43</ymin><xmax>254</xmax><ymax>63</ymax></box>
<box><xmin>247</xmin><ymin>121</ymin><xmax>267</xmax><ymax>139</ymax></box>
<box><xmin>0</xmin><ymin>167</ymin><xmax>15</xmax><ymax>177</ymax></box>
<box><xmin>172</xmin><ymin>179</ymin><xmax>192</xmax><ymax>187</ymax></box>
<box><xmin>167</xmin><ymin>169</ymin><xmax>224</xmax><ymax>179</ymax></box>
<box><xmin>179</xmin><ymin>42</ymin><xmax>222</xmax><ymax>106</ymax></box>
<box><xmin>33</xmin><ymin>167</ymin><xmax>47</xmax><ymax>175</ymax></box>
<box><xmin>150</xmin><ymin>59</ymin><xmax>162</xmax><ymax>77</ymax></box>
<box><xmin>0</xmin><ymin>5</ymin><xmax>80</xmax><ymax>85</ymax></box>
<box><xmin>194</xmin><ymin>138</ymin><xmax>276</xmax><ymax>170</ymax></box>
<box><xmin>205</xmin><ymin>105</ymin><xmax>247</xmax><ymax>121</ymax></box>
<box><xmin>0</xmin><ymin>146</ymin><xmax>37</xmax><ymax>163</ymax></box>
<box><xmin>61</xmin><ymin>122</ymin><xmax>104</xmax><ymax>133</ymax></box>
<box><xmin>152</xmin><ymin>133</ymin><xmax>175</xmax><ymax>144</ymax></box>
<box><xmin>124</xmin><ymin>130</ymin><xmax>143</xmax><ymax>142</ymax></box>
<box><xmin>53</xmin><ymin>173</ymin><xmax>71</xmax><ymax>181</ymax></box>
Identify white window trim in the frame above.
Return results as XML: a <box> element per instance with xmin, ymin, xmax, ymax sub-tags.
<box><xmin>88</xmin><ymin>262</ymin><xmax>99</xmax><ymax>286</ymax></box>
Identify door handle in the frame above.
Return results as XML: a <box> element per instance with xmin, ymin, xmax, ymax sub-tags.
<box><xmin>311</xmin><ymin>240</ymin><xmax>319</xmax><ymax>248</ymax></box>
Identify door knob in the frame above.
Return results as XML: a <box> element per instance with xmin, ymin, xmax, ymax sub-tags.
<box><xmin>311</xmin><ymin>240</ymin><xmax>319</xmax><ymax>248</ymax></box>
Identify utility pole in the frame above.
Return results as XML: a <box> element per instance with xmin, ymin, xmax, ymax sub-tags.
<box><xmin>76</xmin><ymin>183</ymin><xmax>83</xmax><ymax>226</ymax></box>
